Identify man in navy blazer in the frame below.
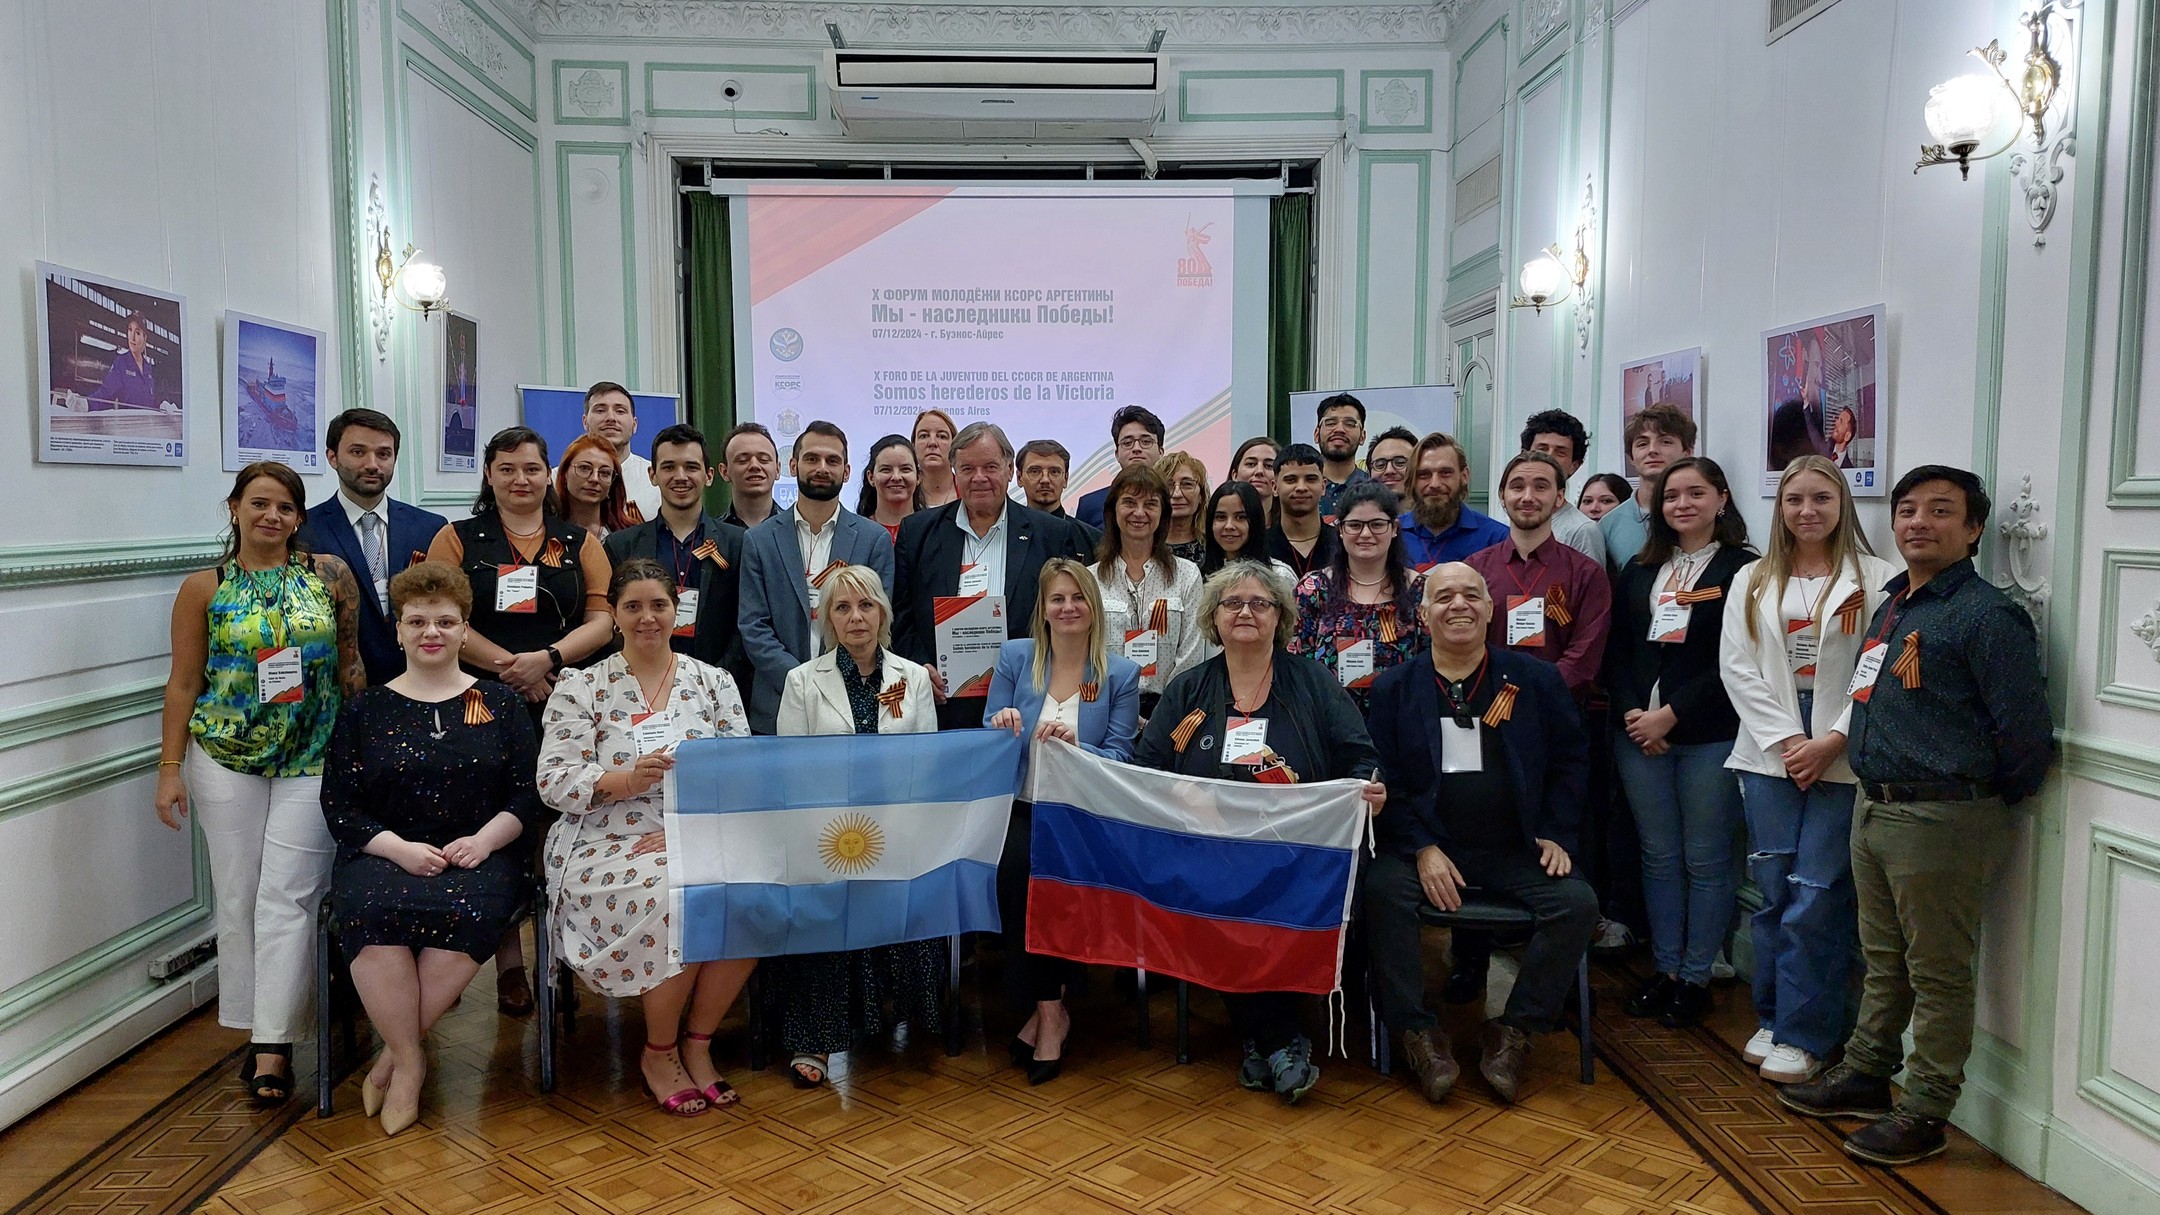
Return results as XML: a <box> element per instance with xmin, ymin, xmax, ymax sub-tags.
<box><xmin>893</xmin><ymin>422</ymin><xmax>1094</xmax><ymax>729</ymax></box>
<box><xmin>604</xmin><ymin>423</ymin><xmax>751</xmax><ymax>694</ymax></box>
<box><xmin>297</xmin><ymin>408</ymin><xmax>448</xmax><ymax>684</ymax></box>
<box><xmin>1361</xmin><ymin>562</ymin><xmax>1599</xmax><ymax>1107</ymax></box>
<box><xmin>1073</xmin><ymin>404</ymin><xmax>1165</xmax><ymax>531</ymax></box>
<box><xmin>737</xmin><ymin>421</ymin><xmax>896</xmax><ymax>734</ymax></box>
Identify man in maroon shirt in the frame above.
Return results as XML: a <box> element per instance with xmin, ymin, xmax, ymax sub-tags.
<box><xmin>1464</xmin><ymin>452</ymin><xmax>1611</xmax><ymax>696</ymax></box>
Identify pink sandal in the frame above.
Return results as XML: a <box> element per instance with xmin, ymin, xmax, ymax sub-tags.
<box><xmin>642</xmin><ymin>1041</ymin><xmax>709</xmax><ymax>1116</ymax></box>
<box><xmin>682</xmin><ymin>1031</ymin><xmax>740</xmax><ymax>1108</ymax></box>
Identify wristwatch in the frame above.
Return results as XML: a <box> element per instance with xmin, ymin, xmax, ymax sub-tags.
<box><xmin>546</xmin><ymin>645</ymin><xmax>565</xmax><ymax>672</ymax></box>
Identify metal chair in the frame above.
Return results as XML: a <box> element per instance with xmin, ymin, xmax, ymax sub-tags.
<box><xmin>315</xmin><ymin>884</ymin><xmax>559</xmax><ymax>1117</ymax></box>
<box><xmin>1372</xmin><ymin>892</ymin><xmax>1594</xmax><ymax>1084</ymax></box>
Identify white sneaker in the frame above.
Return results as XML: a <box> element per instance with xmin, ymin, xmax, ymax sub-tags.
<box><xmin>1711</xmin><ymin>951</ymin><xmax>1737</xmax><ymax>981</ymax></box>
<box><xmin>1759</xmin><ymin>1044</ymin><xmax>1821</xmax><ymax>1083</ymax></box>
<box><xmin>1742</xmin><ymin>1028</ymin><xmax>1776</xmax><ymax>1065</ymax></box>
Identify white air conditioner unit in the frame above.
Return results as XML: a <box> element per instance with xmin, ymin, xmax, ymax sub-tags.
<box><xmin>828</xmin><ymin>50</ymin><xmax>1163</xmax><ymax>141</ymax></box>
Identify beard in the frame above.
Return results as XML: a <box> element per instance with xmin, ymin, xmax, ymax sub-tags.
<box><xmin>797</xmin><ymin>476</ymin><xmax>842</xmax><ymax>502</ymax></box>
<box><xmin>1319</xmin><ymin>438</ymin><xmax>1357</xmax><ymax>462</ymax></box>
<box><xmin>1413</xmin><ymin>492</ymin><xmax>1464</xmax><ymax>533</ymax></box>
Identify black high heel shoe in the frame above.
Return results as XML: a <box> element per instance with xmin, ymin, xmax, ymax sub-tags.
<box><xmin>239</xmin><ymin>1043</ymin><xmax>294</xmax><ymax>1105</ymax></box>
<box><xmin>1025</xmin><ymin>1050</ymin><xmax>1064</xmax><ymax>1086</ymax></box>
<box><xmin>1008</xmin><ymin>1036</ymin><xmax>1033</xmax><ymax>1068</ymax></box>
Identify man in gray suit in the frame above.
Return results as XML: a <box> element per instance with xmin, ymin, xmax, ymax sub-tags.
<box><xmin>737</xmin><ymin>420</ymin><xmax>896</xmax><ymax>733</ymax></box>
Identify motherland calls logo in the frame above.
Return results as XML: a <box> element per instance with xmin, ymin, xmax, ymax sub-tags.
<box><xmin>1177</xmin><ymin>218</ymin><xmax>1214</xmax><ymax>288</ymax></box>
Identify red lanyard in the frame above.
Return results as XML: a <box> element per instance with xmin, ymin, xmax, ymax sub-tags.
<box><xmin>1434</xmin><ymin>657</ymin><xmax>1488</xmax><ymax>722</ymax></box>
<box><xmin>1503</xmin><ymin>553</ymin><xmax>1548</xmax><ymax>600</ymax></box>
<box><xmin>1872</xmin><ymin>586</ymin><xmax>1913</xmax><ymax>644</ymax></box>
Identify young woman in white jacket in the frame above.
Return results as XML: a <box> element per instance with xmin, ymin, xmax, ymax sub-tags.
<box><xmin>1719</xmin><ymin>456</ymin><xmax>1899</xmax><ymax>1084</ymax></box>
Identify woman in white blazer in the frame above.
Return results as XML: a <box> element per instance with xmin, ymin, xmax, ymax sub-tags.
<box><xmin>768</xmin><ymin>564</ymin><xmax>938</xmax><ymax>1087</ymax></box>
<box><xmin>1720</xmin><ymin>456</ymin><xmax>1900</xmax><ymax>1085</ymax></box>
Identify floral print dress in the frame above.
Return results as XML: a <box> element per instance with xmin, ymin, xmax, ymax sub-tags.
<box><xmin>538</xmin><ymin>652</ymin><xmax>749</xmax><ymax>997</ymax></box>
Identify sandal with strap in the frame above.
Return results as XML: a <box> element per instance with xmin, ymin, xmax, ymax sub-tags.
<box><xmin>788</xmin><ymin>1054</ymin><xmax>828</xmax><ymax>1088</ymax></box>
<box><xmin>682</xmin><ymin>1031</ymin><xmax>740</xmax><ymax>1108</ymax></box>
<box><xmin>239</xmin><ymin>1043</ymin><xmax>294</xmax><ymax>1105</ymax></box>
<box><xmin>642</xmin><ymin>1041</ymin><xmax>708</xmax><ymax>1117</ymax></box>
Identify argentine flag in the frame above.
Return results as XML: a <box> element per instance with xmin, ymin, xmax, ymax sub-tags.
<box><xmin>666</xmin><ymin>729</ymin><xmax>1024</xmax><ymax>960</ymax></box>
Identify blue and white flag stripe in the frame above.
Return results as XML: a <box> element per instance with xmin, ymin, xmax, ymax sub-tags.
<box><xmin>666</xmin><ymin>730</ymin><xmax>1024</xmax><ymax>961</ymax></box>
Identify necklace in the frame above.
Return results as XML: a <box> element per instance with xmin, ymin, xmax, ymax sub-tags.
<box><xmin>1228</xmin><ymin>662</ymin><xmax>1274</xmax><ymax>715</ymax></box>
<box><xmin>1348</xmin><ymin>572</ymin><xmax>1387</xmax><ymax>587</ymax></box>
<box><xmin>632</xmin><ymin>654</ymin><xmax>676</xmax><ymax>708</ymax></box>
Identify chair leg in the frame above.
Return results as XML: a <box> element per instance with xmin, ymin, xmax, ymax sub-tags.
<box><xmin>944</xmin><ymin>934</ymin><xmax>964</xmax><ymax>1058</ymax></box>
<box><xmin>1174</xmin><ymin>981</ymin><xmax>1191</xmax><ymax>1065</ymax></box>
<box><xmin>533</xmin><ymin>910</ymin><xmax>556</xmax><ymax>1094</ymax></box>
<box><xmin>1135</xmin><ymin>969</ymin><xmax>1151</xmax><ymax>1050</ymax></box>
<box><xmin>1576</xmin><ymin>953</ymin><xmax>1595</xmax><ymax>1084</ymax></box>
<box><xmin>316</xmin><ymin>915</ymin><xmax>335</xmax><ymax>1118</ymax></box>
<box><xmin>1370</xmin><ymin>992</ymin><xmax>1391</xmax><ymax>1076</ymax></box>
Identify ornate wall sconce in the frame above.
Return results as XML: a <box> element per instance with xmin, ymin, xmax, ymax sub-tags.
<box><xmin>1915</xmin><ymin>1</ymin><xmax>2082</xmax><ymax>244</ymax></box>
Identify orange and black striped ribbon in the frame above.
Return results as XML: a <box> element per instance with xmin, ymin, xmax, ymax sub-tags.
<box><xmin>1834</xmin><ymin>589</ymin><xmax>1867</xmax><ymax>634</ymax></box>
<box><xmin>410</xmin><ymin>549</ymin><xmax>427</xmax><ymax>566</ymax></box>
<box><xmin>693</xmin><ymin>538</ymin><xmax>727</xmax><ymax>570</ymax></box>
<box><xmin>540</xmin><ymin>537</ymin><xmax>566</xmax><ymax>568</ymax></box>
<box><xmin>1545</xmin><ymin>584</ymin><xmax>1573</xmax><ymax>626</ymax></box>
<box><xmin>876</xmin><ymin>678</ymin><xmax>908</xmax><ymax>718</ymax></box>
<box><xmin>1481</xmin><ymin>681</ymin><xmax>1519</xmax><ymax>727</ymax></box>
<box><xmin>1080</xmin><ymin>681</ymin><xmax>1101</xmax><ymax>703</ymax></box>
<box><xmin>1149</xmin><ymin>598</ymin><xmax>1169</xmax><ymax>634</ymax></box>
<box><xmin>461</xmin><ymin>686</ymin><xmax>495</xmax><ymax>725</ymax></box>
<box><xmin>1375</xmin><ymin>603</ymin><xmax>1400</xmax><ymax>645</ymax></box>
<box><xmin>811</xmin><ymin>559</ymin><xmax>849</xmax><ymax>588</ymax></box>
<box><xmin>1674</xmin><ymin>585</ymin><xmax>1722</xmax><ymax>606</ymax></box>
<box><xmin>1892</xmin><ymin>630</ymin><xmax>1922</xmax><ymax>690</ymax></box>
<box><xmin>1170</xmin><ymin>708</ymin><xmax>1207</xmax><ymax>753</ymax></box>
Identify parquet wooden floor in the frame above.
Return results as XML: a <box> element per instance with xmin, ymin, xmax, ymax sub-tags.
<box><xmin>3</xmin><ymin>940</ymin><xmax>2088</xmax><ymax>1215</ymax></box>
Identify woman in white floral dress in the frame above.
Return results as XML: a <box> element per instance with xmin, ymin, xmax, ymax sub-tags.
<box><xmin>539</xmin><ymin>558</ymin><xmax>756</xmax><ymax>1117</ymax></box>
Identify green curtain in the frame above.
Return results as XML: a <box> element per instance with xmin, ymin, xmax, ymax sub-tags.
<box><xmin>683</xmin><ymin>192</ymin><xmax>737</xmax><ymax>514</ymax></box>
<box><xmin>1266</xmin><ymin>193</ymin><xmax>1314</xmax><ymax>443</ymax></box>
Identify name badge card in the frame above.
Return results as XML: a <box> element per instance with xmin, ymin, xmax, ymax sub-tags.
<box><xmin>256</xmin><ymin>646</ymin><xmax>304</xmax><ymax>704</ymax></box>
<box><xmin>1847</xmin><ymin>640</ymin><xmax>1888</xmax><ymax>702</ymax></box>
<box><xmin>1223</xmin><ymin>715</ymin><xmax>1271</xmax><ymax>764</ymax></box>
<box><xmin>1440</xmin><ymin>716</ymin><xmax>1483</xmax><ymax>773</ymax></box>
<box><xmin>673</xmin><ymin>587</ymin><xmax>699</xmax><ymax>638</ymax></box>
<box><xmin>1786</xmin><ymin>619</ymin><xmax>1819</xmax><ymax>676</ymax></box>
<box><xmin>957</xmin><ymin>562</ymin><xmax>991</xmax><ymax>597</ymax></box>
<box><xmin>1335</xmin><ymin>638</ymin><xmax>1376</xmax><ymax>688</ymax></box>
<box><xmin>1506</xmin><ymin>595</ymin><xmax>1547</xmax><ymax>647</ymax></box>
<box><xmin>496</xmin><ymin>564</ymin><xmax>538</xmax><ymax>614</ymax></box>
<box><xmin>1649</xmin><ymin>592</ymin><xmax>1690</xmax><ymax>644</ymax></box>
<box><xmin>1123</xmin><ymin>628</ymin><xmax>1159</xmax><ymax>676</ymax></box>
<box><xmin>630</xmin><ymin>710</ymin><xmax>676</xmax><ymax>756</ymax></box>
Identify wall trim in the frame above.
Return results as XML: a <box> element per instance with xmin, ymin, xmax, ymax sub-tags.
<box><xmin>2061</xmin><ymin>729</ymin><xmax>2160</xmax><ymax>799</ymax></box>
<box><xmin>2077</xmin><ymin>823</ymin><xmax>2160</xmax><ymax>1142</ymax></box>
<box><xmin>644</xmin><ymin>62</ymin><xmax>818</xmax><ymax>121</ymax></box>
<box><xmin>2095</xmin><ymin>548</ymin><xmax>2160</xmax><ymax>711</ymax></box>
<box><xmin>1450</xmin><ymin>16</ymin><xmax>1507</xmax><ymax>143</ymax></box>
<box><xmin>1177</xmin><ymin>69</ymin><xmax>1346</xmax><ymax>124</ymax></box>
<box><xmin>552</xmin><ymin>58</ymin><xmax>630</xmax><ymax>126</ymax></box>
<box><xmin>554</xmin><ymin>141</ymin><xmax>640</xmax><ymax>388</ymax></box>
<box><xmin>326</xmin><ymin>0</ymin><xmax>370</xmax><ymax>414</ymax></box>
<box><xmin>0</xmin><ymin>899</ymin><xmax>209</xmax><ymax>1038</ymax></box>
<box><xmin>0</xmin><ymin>537</ymin><xmax>220</xmax><ymax>589</ymax></box>
<box><xmin>2044</xmin><ymin>1116</ymin><xmax>2160</xmax><ymax>1215</ymax></box>
<box><xmin>2105</xmin><ymin>0</ymin><xmax>2160</xmax><ymax>505</ymax></box>
<box><xmin>1358</xmin><ymin>69</ymin><xmax>1435</xmax><ymax>134</ymax></box>
<box><xmin>401</xmin><ymin>43</ymin><xmax>539</xmax><ymax>151</ymax></box>
<box><xmin>1355</xmin><ymin>150</ymin><xmax>1432</xmax><ymax>385</ymax></box>
<box><xmin>1446</xmin><ymin>246</ymin><xmax>1504</xmax><ymax>311</ymax></box>
<box><xmin>0</xmin><ymin>744</ymin><xmax>161</xmax><ymax>829</ymax></box>
<box><xmin>0</xmin><ymin>679</ymin><xmax>164</xmax><ymax>755</ymax></box>
<box><xmin>0</xmin><ymin>965</ymin><xmax>217</xmax><ymax>1133</ymax></box>
<box><xmin>398</xmin><ymin>0</ymin><xmax>539</xmax><ymax>124</ymax></box>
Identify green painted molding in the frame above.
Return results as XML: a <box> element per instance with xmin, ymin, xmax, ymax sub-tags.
<box><xmin>2095</xmin><ymin>548</ymin><xmax>2160</xmax><ymax>711</ymax></box>
<box><xmin>1450</xmin><ymin>17</ymin><xmax>1507</xmax><ymax>144</ymax></box>
<box><xmin>398</xmin><ymin>0</ymin><xmax>538</xmax><ymax>124</ymax></box>
<box><xmin>1446</xmin><ymin>246</ymin><xmax>1504</xmax><ymax>310</ymax></box>
<box><xmin>553</xmin><ymin>142</ymin><xmax>641</xmax><ymax>390</ymax></box>
<box><xmin>1358</xmin><ymin>70</ymin><xmax>1434</xmax><ymax>135</ymax></box>
<box><xmin>644</xmin><ymin>62</ymin><xmax>817</xmax><ymax>121</ymax></box>
<box><xmin>0</xmin><ymin>899</ymin><xmax>209</xmax><ymax>1038</ymax></box>
<box><xmin>1354</xmin><ymin>151</ymin><xmax>1432</xmax><ymax>386</ymax></box>
<box><xmin>0</xmin><ymin>679</ymin><xmax>164</xmax><ymax>755</ymax></box>
<box><xmin>552</xmin><ymin>59</ymin><xmax>630</xmax><ymax>127</ymax></box>
<box><xmin>0</xmin><ymin>536</ymin><xmax>220</xmax><ymax>589</ymax></box>
<box><xmin>326</xmin><ymin>0</ymin><xmax>369</xmax><ymax>417</ymax></box>
<box><xmin>1971</xmin><ymin>162</ymin><xmax>2011</xmax><ymax>483</ymax></box>
<box><xmin>2077</xmin><ymin>823</ymin><xmax>2160</xmax><ymax>1142</ymax></box>
<box><xmin>0</xmin><ymin>743</ymin><xmax>160</xmax><ymax>829</ymax></box>
<box><xmin>1516</xmin><ymin>0</ymin><xmax>1569</xmax><ymax>64</ymax></box>
<box><xmin>2061</xmin><ymin>728</ymin><xmax>2160</xmax><ymax>800</ymax></box>
<box><xmin>402</xmin><ymin>45</ymin><xmax>538</xmax><ymax>152</ymax></box>
<box><xmin>1176</xmin><ymin>69</ymin><xmax>1344</xmax><ymax>124</ymax></box>
<box><xmin>2106</xmin><ymin>0</ymin><xmax>2160</xmax><ymax>506</ymax></box>
<box><xmin>2043</xmin><ymin>1116</ymin><xmax>2160</xmax><ymax>1215</ymax></box>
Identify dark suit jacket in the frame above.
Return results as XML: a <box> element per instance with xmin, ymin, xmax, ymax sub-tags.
<box><xmin>603</xmin><ymin>514</ymin><xmax>750</xmax><ymax>693</ymax></box>
<box><xmin>1366</xmin><ymin>646</ymin><xmax>1589</xmax><ymax>857</ymax></box>
<box><xmin>298</xmin><ymin>494</ymin><xmax>448</xmax><ymax>684</ymax></box>
<box><xmin>735</xmin><ymin>506</ymin><xmax>896</xmax><ymax>734</ymax></box>
<box><xmin>892</xmin><ymin>499</ymin><xmax>1093</xmax><ymax>674</ymax></box>
<box><xmin>1606</xmin><ymin>544</ymin><xmax>1755</xmax><ymax>746</ymax></box>
<box><xmin>1076</xmin><ymin>486</ymin><xmax>1110</xmax><ymax>531</ymax></box>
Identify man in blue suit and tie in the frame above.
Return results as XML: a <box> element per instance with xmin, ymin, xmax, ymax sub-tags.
<box><xmin>737</xmin><ymin>420</ymin><xmax>897</xmax><ymax>734</ymax></box>
<box><xmin>297</xmin><ymin>408</ymin><xmax>449</xmax><ymax>684</ymax></box>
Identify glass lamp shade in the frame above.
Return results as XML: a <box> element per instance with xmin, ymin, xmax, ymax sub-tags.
<box><xmin>1517</xmin><ymin>253</ymin><xmax>1568</xmax><ymax>306</ymax></box>
<box><xmin>398</xmin><ymin>260</ymin><xmax>448</xmax><ymax>307</ymax></box>
<box><xmin>1924</xmin><ymin>73</ymin><xmax>2009</xmax><ymax>151</ymax></box>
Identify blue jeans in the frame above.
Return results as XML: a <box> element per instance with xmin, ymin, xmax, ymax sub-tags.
<box><xmin>1738</xmin><ymin>754</ymin><xmax>1858</xmax><ymax>1056</ymax></box>
<box><xmin>1613</xmin><ymin>734</ymin><xmax>1743</xmax><ymax>985</ymax></box>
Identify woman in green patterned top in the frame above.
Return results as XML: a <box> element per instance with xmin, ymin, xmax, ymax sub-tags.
<box><xmin>156</xmin><ymin>461</ymin><xmax>364</xmax><ymax>1103</ymax></box>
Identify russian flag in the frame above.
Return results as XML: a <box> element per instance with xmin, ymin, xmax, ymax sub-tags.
<box><xmin>1025</xmin><ymin>740</ymin><xmax>1367</xmax><ymax>995</ymax></box>
<box><xmin>666</xmin><ymin>729</ymin><xmax>1024</xmax><ymax>960</ymax></box>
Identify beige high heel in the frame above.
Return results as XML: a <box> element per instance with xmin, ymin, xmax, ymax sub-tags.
<box><xmin>360</xmin><ymin>1054</ymin><xmax>388</xmax><ymax>1118</ymax></box>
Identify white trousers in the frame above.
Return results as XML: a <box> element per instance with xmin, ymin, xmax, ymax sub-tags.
<box><xmin>186</xmin><ymin>740</ymin><xmax>334</xmax><ymax>1043</ymax></box>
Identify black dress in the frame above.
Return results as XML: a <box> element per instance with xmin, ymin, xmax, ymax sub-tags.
<box><xmin>322</xmin><ymin>682</ymin><xmax>541</xmax><ymax>961</ymax></box>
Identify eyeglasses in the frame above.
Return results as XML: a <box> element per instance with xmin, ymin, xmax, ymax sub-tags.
<box><xmin>1368</xmin><ymin>456</ymin><xmax>1410</xmax><ymax>473</ymax></box>
<box><xmin>1339</xmin><ymin>518</ymin><xmax>1395</xmax><ymax>536</ymax></box>
<box><xmin>1115</xmin><ymin>436</ymin><xmax>1161</xmax><ymax>451</ymax></box>
<box><xmin>1216</xmin><ymin>597</ymin><xmax>1280</xmax><ymax>616</ymax></box>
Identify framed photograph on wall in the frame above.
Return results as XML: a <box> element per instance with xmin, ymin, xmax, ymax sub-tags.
<box><xmin>1761</xmin><ymin>304</ymin><xmax>1886</xmax><ymax>497</ymax></box>
<box><xmin>440</xmin><ymin>311</ymin><xmax>478</xmax><ymax>473</ymax></box>
<box><xmin>1618</xmin><ymin>347</ymin><xmax>1701</xmax><ymax>484</ymax></box>
<box><xmin>35</xmin><ymin>261</ymin><xmax>189</xmax><ymax>467</ymax></box>
<box><xmin>222</xmin><ymin>312</ymin><xmax>326</xmax><ymax>473</ymax></box>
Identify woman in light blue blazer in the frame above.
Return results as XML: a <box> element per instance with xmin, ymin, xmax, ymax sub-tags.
<box><xmin>984</xmin><ymin>557</ymin><xmax>1141</xmax><ymax>1085</ymax></box>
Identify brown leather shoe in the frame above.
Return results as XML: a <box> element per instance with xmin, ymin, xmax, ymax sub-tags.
<box><xmin>496</xmin><ymin>966</ymin><xmax>535</xmax><ymax>1016</ymax></box>
<box><xmin>1479</xmin><ymin>1020</ymin><xmax>1530</xmax><ymax>1104</ymax></box>
<box><xmin>1398</xmin><ymin>1027</ymin><xmax>1458</xmax><ymax>1103</ymax></box>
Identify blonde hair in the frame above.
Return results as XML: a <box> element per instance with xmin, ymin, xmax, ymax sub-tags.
<box><xmin>1154</xmin><ymin>450</ymin><xmax>1210</xmax><ymax>504</ymax></box>
<box><xmin>1744</xmin><ymin>455</ymin><xmax>1878</xmax><ymax>643</ymax></box>
<box><xmin>814</xmin><ymin>564</ymin><xmax>894</xmax><ymax>651</ymax></box>
<box><xmin>1030</xmin><ymin>558</ymin><xmax>1108</xmax><ymax>690</ymax></box>
<box><xmin>1197</xmin><ymin>559</ymin><xmax>1299</xmax><ymax>648</ymax></box>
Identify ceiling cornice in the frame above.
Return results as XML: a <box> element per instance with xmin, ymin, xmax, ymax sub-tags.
<box><xmin>508</xmin><ymin>2</ymin><xmax>1461</xmax><ymax>47</ymax></box>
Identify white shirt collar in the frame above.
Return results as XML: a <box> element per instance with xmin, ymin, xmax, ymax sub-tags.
<box><xmin>954</xmin><ymin>500</ymin><xmax>1009</xmax><ymax>542</ymax></box>
<box><xmin>339</xmin><ymin>490</ymin><xmax>385</xmax><ymax>529</ymax></box>
<box><xmin>794</xmin><ymin>504</ymin><xmax>841</xmax><ymax>538</ymax></box>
